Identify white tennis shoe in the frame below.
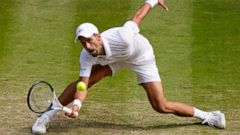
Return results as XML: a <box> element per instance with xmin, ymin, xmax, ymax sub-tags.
<box><xmin>32</xmin><ymin>116</ymin><xmax>50</xmax><ymax>134</ymax></box>
<box><xmin>202</xmin><ymin>111</ymin><xmax>226</xmax><ymax>129</ymax></box>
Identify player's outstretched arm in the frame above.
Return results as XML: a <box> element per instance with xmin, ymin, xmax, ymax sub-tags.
<box><xmin>131</xmin><ymin>0</ymin><xmax>168</xmax><ymax>26</ymax></box>
<box><xmin>65</xmin><ymin>77</ymin><xmax>89</xmax><ymax>118</ymax></box>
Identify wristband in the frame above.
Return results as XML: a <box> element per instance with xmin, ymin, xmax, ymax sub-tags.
<box><xmin>73</xmin><ymin>99</ymin><xmax>82</xmax><ymax>110</ymax></box>
<box><xmin>145</xmin><ymin>0</ymin><xmax>158</xmax><ymax>8</ymax></box>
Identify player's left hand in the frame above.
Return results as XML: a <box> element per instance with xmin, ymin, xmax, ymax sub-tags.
<box><xmin>65</xmin><ymin>105</ymin><xmax>79</xmax><ymax>118</ymax></box>
<box><xmin>158</xmin><ymin>0</ymin><xmax>168</xmax><ymax>11</ymax></box>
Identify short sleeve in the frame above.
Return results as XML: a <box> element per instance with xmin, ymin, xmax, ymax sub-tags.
<box><xmin>123</xmin><ymin>21</ymin><xmax>140</xmax><ymax>34</ymax></box>
<box><xmin>118</xmin><ymin>21</ymin><xmax>140</xmax><ymax>45</ymax></box>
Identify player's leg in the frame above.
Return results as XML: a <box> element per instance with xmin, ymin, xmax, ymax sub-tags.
<box><xmin>141</xmin><ymin>81</ymin><xmax>226</xmax><ymax>128</ymax></box>
<box><xmin>141</xmin><ymin>81</ymin><xmax>194</xmax><ymax>116</ymax></box>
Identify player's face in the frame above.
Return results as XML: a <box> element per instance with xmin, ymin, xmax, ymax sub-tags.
<box><xmin>78</xmin><ymin>34</ymin><xmax>104</xmax><ymax>57</ymax></box>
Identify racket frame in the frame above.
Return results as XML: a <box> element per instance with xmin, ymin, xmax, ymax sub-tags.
<box><xmin>27</xmin><ymin>81</ymin><xmax>77</xmax><ymax>116</ymax></box>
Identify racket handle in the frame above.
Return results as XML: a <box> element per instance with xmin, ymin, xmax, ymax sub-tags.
<box><xmin>62</xmin><ymin>106</ymin><xmax>79</xmax><ymax>117</ymax></box>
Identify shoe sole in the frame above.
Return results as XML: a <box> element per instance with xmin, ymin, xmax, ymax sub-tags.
<box><xmin>32</xmin><ymin>130</ymin><xmax>46</xmax><ymax>134</ymax></box>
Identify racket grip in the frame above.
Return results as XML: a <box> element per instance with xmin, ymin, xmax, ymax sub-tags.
<box><xmin>62</xmin><ymin>106</ymin><xmax>79</xmax><ymax>117</ymax></box>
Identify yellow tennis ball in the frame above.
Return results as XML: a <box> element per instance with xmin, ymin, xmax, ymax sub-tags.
<box><xmin>76</xmin><ymin>81</ymin><xmax>86</xmax><ymax>91</ymax></box>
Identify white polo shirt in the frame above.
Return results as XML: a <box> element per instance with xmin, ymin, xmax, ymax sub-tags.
<box><xmin>79</xmin><ymin>21</ymin><xmax>161</xmax><ymax>83</ymax></box>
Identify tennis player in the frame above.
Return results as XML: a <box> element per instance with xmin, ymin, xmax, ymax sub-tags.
<box><xmin>32</xmin><ymin>0</ymin><xmax>226</xmax><ymax>134</ymax></box>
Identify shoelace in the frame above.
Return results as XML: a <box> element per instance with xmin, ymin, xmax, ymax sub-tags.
<box><xmin>206</xmin><ymin>118</ymin><xmax>218</xmax><ymax>127</ymax></box>
<box><xmin>202</xmin><ymin>112</ymin><xmax>219</xmax><ymax>127</ymax></box>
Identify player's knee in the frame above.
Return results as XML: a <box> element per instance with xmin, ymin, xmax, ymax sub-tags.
<box><xmin>153</xmin><ymin>103</ymin><xmax>169</xmax><ymax>113</ymax></box>
<box><xmin>156</xmin><ymin>106</ymin><xmax>169</xmax><ymax>114</ymax></box>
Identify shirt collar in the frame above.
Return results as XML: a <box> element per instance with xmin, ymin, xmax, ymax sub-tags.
<box><xmin>98</xmin><ymin>37</ymin><xmax>112</xmax><ymax>58</ymax></box>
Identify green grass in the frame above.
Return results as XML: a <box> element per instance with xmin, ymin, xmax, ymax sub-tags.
<box><xmin>191</xmin><ymin>0</ymin><xmax>240</xmax><ymax>109</ymax></box>
<box><xmin>0</xmin><ymin>0</ymin><xmax>239</xmax><ymax>134</ymax></box>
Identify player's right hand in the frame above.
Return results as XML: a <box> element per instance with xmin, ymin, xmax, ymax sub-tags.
<box><xmin>65</xmin><ymin>105</ymin><xmax>79</xmax><ymax>118</ymax></box>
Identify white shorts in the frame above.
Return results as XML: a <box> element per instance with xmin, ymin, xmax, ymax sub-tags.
<box><xmin>109</xmin><ymin>61</ymin><xmax>161</xmax><ymax>84</ymax></box>
<box><xmin>109</xmin><ymin>35</ymin><xmax>161</xmax><ymax>84</ymax></box>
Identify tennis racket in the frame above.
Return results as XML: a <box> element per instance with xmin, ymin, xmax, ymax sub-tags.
<box><xmin>27</xmin><ymin>80</ymin><xmax>78</xmax><ymax>116</ymax></box>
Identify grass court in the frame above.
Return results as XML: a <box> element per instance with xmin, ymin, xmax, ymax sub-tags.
<box><xmin>0</xmin><ymin>0</ymin><xmax>239</xmax><ymax>134</ymax></box>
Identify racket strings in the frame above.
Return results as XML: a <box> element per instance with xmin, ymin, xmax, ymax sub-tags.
<box><xmin>29</xmin><ymin>83</ymin><xmax>53</xmax><ymax>113</ymax></box>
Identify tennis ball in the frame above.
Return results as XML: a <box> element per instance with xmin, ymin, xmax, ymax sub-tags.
<box><xmin>76</xmin><ymin>81</ymin><xmax>86</xmax><ymax>91</ymax></box>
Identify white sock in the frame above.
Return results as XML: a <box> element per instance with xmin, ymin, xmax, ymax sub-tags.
<box><xmin>41</xmin><ymin>110</ymin><xmax>58</xmax><ymax>120</ymax></box>
<box><xmin>193</xmin><ymin>108</ymin><xmax>209</xmax><ymax>120</ymax></box>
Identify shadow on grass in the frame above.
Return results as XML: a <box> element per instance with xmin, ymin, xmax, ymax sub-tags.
<box><xmin>43</xmin><ymin>118</ymin><xmax>202</xmax><ymax>133</ymax></box>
